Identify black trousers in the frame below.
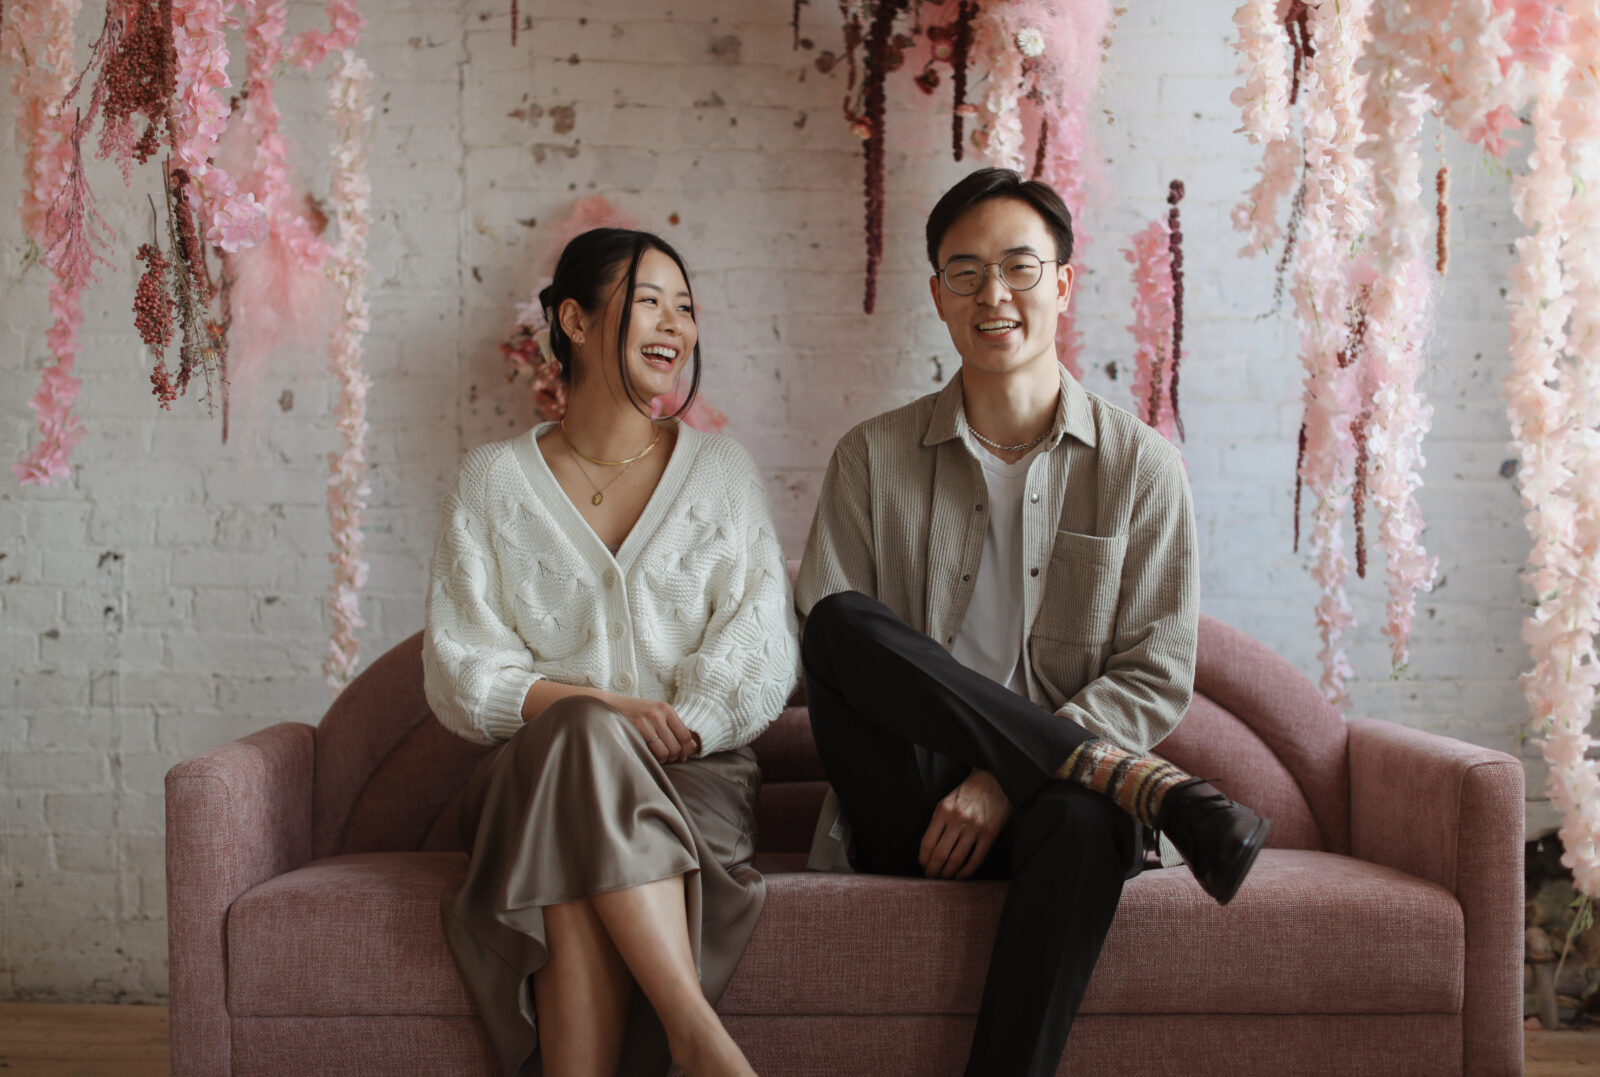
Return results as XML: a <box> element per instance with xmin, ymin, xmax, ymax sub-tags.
<box><xmin>802</xmin><ymin>590</ymin><xmax>1140</xmax><ymax>1077</ymax></box>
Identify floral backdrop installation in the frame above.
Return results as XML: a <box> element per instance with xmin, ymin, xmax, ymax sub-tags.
<box><xmin>1234</xmin><ymin>0</ymin><xmax>1599</xmax><ymax>899</ymax></box>
<box><xmin>2</xmin><ymin>0</ymin><xmax>377</xmax><ymax>685</ymax></box>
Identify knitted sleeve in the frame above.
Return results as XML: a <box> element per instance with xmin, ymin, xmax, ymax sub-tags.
<box><xmin>671</xmin><ymin>444</ymin><xmax>801</xmax><ymax>755</ymax></box>
<box><xmin>422</xmin><ymin>451</ymin><xmax>542</xmax><ymax>745</ymax></box>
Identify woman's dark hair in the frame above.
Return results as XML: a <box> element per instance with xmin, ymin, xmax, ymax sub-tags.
<box><xmin>537</xmin><ymin>228</ymin><xmax>702</xmax><ymax>419</ymax></box>
<box><xmin>924</xmin><ymin>168</ymin><xmax>1074</xmax><ymax>270</ymax></box>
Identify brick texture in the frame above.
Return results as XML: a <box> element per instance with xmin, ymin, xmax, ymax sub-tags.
<box><xmin>0</xmin><ymin>0</ymin><xmax>1539</xmax><ymax>1001</ymax></box>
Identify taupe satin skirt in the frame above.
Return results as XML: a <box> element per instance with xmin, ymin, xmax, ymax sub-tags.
<box><xmin>441</xmin><ymin>696</ymin><xmax>765</xmax><ymax>1077</ymax></box>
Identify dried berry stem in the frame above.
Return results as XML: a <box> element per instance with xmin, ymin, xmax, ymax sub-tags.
<box><xmin>1351</xmin><ymin>408</ymin><xmax>1372</xmax><ymax>578</ymax></box>
<box><xmin>1293</xmin><ymin>421</ymin><xmax>1307</xmax><ymax>553</ymax></box>
<box><xmin>1435</xmin><ymin>162</ymin><xmax>1451</xmax><ymax>274</ymax></box>
<box><xmin>950</xmin><ymin>1</ymin><xmax>976</xmax><ymax>162</ymax></box>
<box><xmin>1031</xmin><ymin>115</ymin><xmax>1050</xmax><ymax>181</ymax></box>
<box><xmin>1166</xmin><ymin>178</ymin><xmax>1186</xmax><ymax>441</ymax></box>
<box><xmin>860</xmin><ymin>0</ymin><xmax>906</xmax><ymax>314</ymax></box>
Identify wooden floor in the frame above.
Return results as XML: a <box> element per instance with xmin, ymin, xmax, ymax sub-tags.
<box><xmin>1</xmin><ymin>1002</ymin><xmax>1598</xmax><ymax>1074</ymax></box>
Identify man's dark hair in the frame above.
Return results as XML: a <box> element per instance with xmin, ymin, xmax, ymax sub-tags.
<box><xmin>924</xmin><ymin>168</ymin><xmax>1075</xmax><ymax>271</ymax></box>
<box><xmin>538</xmin><ymin>227</ymin><xmax>702</xmax><ymax>419</ymax></box>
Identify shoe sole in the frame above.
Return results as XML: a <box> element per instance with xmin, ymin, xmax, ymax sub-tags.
<box><xmin>1208</xmin><ymin>816</ymin><xmax>1270</xmax><ymax>906</ymax></box>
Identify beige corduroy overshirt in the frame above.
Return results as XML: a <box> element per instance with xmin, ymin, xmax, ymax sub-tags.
<box><xmin>796</xmin><ymin>365</ymin><xmax>1199</xmax><ymax>868</ymax></box>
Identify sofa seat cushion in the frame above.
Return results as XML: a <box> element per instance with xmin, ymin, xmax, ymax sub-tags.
<box><xmin>720</xmin><ymin>849</ymin><xmax>1463</xmax><ymax>1018</ymax></box>
<box><xmin>227</xmin><ymin>849</ymin><xmax>1462</xmax><ymax>1022</ymax></box>
<box><xmin>228</xmin><ymin>852</ymin><xmax>474</xmax><ymax>1017</ymax></box>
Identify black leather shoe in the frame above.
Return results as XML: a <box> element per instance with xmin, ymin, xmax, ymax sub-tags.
<box><xmin>1156</xmin><ymin>779</ymin><xmax>1269</xmax><ymax>906</ymax></box>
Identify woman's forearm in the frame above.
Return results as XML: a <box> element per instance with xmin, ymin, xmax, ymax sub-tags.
<box><xmin>522</xmin><ymin>678</ymin><xmax>617</xmax><ymax>721</ymax></box>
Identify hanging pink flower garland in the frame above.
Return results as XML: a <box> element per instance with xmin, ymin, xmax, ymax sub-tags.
<box><xmin>1506</xmin><ymin>25</ymin><xmax>1600</xmax><ymax>897</ymax></box>
<box><xmin>1286</xmin><ymin>0</ymin><xmax>1373</xmax><ymax>707</ymax></box>
<box><xmin>322</xmin><ymin>49</ymin><xmax>372</xmax><ymax>687</ymax></box>
<box><xmin>6</xmin><ymin>0</ymin><xmax>87</xmax><ymax>485</ymax></box>
<box><xmin>1124</xmin><ymin>217</ymin><xmax>1178</xmax><ymax>443</ymax></box>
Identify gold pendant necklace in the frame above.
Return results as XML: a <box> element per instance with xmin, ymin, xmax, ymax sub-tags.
<box><xmin>569</xmin><ymin>447</ymin><xmax>639</xmax><ymax>506</ymax></box>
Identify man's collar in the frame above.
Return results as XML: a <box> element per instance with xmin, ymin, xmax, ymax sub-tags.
<box><xmin>923</xmin><ymin>363</ymin><xmax>1097</xmax><ymax>449</ymax></box>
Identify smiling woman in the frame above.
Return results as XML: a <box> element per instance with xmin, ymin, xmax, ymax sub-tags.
<box><xmin>421</xmin><ymin>227</ymin><xmax>800</xmax><ymax>1077</ymax></box>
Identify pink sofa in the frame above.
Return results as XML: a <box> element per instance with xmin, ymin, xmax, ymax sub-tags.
<box><xmin>166</xmin><ymin>614</ymin><xmax>1524</xmax><ymax>1076</ymax></box>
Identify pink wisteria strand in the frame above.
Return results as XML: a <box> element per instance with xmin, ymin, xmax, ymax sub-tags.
<box><xmin>1123</xmin><ymin>218</ymin><xmax>1178</xmax><ymax>445</ymax></box>
<box><xmin>222</xmin><ymin>0</ymin><xmax>336</xmax><ymax>446</ymax></box>
<box><xmin>1357</xmin><ymin>4</ymin><xmax>1443</xmax><ymax>670</ymax></box>
<box><xmin>171</xmin><ymin>0</ymin><xmax>267</xmax><ymax>253</ymax></box>
<box><xmin>1507</xmin><ymin>29</ymin><xmax>1600</xmax><ymax>899</ymax></box>
<box><xmin>1289</xmin><ymin>0</ymin><xmax>1373</xmax><ymax>706</ymax></box>
<box><xmin>6</xmin><ymin>0</ymin><xmax>88</xmax><ymax>485</ymax></box>
<box><xmin>285</xmin><ymin>0</ymin><xmax>364</xmax><ymax>71</ymax></box>
<box><xmin>323</xmin><ymin>49</ymin><xmax>373</xmax><ymax>688</ymax></box>
<box><xmin>1230</xmin><ymin>0</ymin><xmax>1298</xmax><ymax>257</ymax></box>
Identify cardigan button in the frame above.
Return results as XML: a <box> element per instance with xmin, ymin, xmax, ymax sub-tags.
<box><xmin>609</xmin><ymin>621</ymin><xmax>624</xmax><ymax>639</ymax></box>
<box><xmin>602</xmin><ymin>569</ymin><xmax>617</xmax><ymax>588</ymax></box>
<box><xmin>613</xmin><ymin>672</ymin><xmax>633</xmax><ymax>691</ymax></box>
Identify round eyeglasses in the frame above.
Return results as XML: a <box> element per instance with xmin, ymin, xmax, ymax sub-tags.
<box><xmin>937</xmin><ymin>254</ymin><xmax>1061</xmax><ymax>296</ymax></box>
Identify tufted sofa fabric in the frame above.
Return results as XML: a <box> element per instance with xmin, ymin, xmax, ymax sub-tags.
<box><xmin>168</xmin><ymin>614</ymin><xmax>1523</xmax><ymax>1076</ymax></box>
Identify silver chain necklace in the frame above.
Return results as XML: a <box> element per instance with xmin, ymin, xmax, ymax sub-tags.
<box><xmin>968</xmin><ymin>424</ymin><xmax>1050</xmax><ymax>454</ymax></box>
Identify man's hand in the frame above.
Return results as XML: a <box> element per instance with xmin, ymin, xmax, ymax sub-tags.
<box><xmin>919</xmin><ymin>769</ymin><xmax>1012</xmax><ymax>879</ymax></box>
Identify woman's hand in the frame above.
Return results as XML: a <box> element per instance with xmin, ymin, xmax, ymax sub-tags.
<box><xmin>603</xmin><ymin>693</ymin><xmax>700</xmax><ymax>763</ymax></box>
<box><xmin>919</xmin><ymin>768</ymin><xmax>1011</xmax><ymax>879</ymax></box>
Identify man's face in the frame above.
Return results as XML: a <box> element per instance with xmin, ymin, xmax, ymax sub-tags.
<box><xmin>928</xmin><ymin>196</ymin><xmax>1074</xmax><ymax>380</ymax></box>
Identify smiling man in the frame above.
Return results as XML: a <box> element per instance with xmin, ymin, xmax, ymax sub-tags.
<box><xmin>795</xmin><ymin>168</ymin><xmax>1269</xmax><ymax>1077</ymax></box>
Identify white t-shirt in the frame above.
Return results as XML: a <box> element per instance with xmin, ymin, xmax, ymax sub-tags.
<box><xmin>950</xmin><ymin>433</ymin><xmax>1038</xmax><ymax>695</ymax></box>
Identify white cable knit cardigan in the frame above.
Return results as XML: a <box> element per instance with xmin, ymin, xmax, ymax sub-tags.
<box><xmin>423</xmin><ymin>422</ymin><xmax>800</xmax><ymax>754</ymax></box>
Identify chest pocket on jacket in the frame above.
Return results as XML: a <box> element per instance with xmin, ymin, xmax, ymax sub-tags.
<box><xmin>1031</xmin><ymin>530</ymin><xmax>1127</xmax><ymax>645</ymax></box>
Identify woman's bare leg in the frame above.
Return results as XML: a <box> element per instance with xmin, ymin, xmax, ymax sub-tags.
<box><xmin>534</xmin><ymin>896</ymin><xmax>632</xmax><ymax>1076</ymax></box>
<box><xmin>589</xmin><ymin>875</ymin><xmax>756</xmax><ymax>1077</ymax></box>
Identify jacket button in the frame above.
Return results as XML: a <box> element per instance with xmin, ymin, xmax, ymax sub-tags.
<box><xmin>962</xmin><ymin>574</ymin><xmax>971</xmax><ymax>582</ymax></box>
<box><xmin>946</xmin><ymin>636</ymin><xmax>954</xmax><ymax>645</ymax></box>
<box><xmin>975</xmin><ymin>504</ymin><xmax>984</xmax><ymax>512</ymax></box>
<box><xmin>1030</xmin><ymin>492</ymin><xmax>1040</xmax><ymax>503</ymax></box>
<box><xmin>1030</xmin><ymin>567</ymin><xmax>1040</xmax><ymax>577</ymax></box>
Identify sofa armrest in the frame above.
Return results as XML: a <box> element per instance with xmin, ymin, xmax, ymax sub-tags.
<box><xmin>1347</xmin><ymin>717</ymin><xmax>1523</xmax><ymax>1077</ymax></box>
<box><xmin>166</xmin><ymin>721</ymin><xmax>315</xmax><ymax>1077</ymax></box>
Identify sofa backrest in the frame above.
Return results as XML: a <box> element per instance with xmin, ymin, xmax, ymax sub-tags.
<box><xmin>312</xmin><ymin>615</ymin><xmax>1349</xmax><ymax>860</ymax></box>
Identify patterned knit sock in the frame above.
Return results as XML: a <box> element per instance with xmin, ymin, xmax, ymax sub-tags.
<box><xmin>1054</xmin><ymin>739</ymin><xmax>1192</xmax><ymax>828</ymax></box>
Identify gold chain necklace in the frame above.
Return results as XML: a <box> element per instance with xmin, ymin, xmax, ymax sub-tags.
<box><xmin>560</xmin><ymin>425</ymin><xmax>661</xmax><ymax>506</ymax></box>
<box><xmin>561</xmin><ymin>421</ymin><xmax>662</xmax><ymax>467</ymax></box>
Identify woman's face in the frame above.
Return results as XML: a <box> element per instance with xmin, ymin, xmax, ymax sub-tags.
<box><xmin>582</xmin><ymin>247</ymin><xmax>698</xmax><ymax>407</ymax></box>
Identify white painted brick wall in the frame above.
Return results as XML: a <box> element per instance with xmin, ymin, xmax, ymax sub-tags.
<box><xmin>0</xmin><ymin>0</ymin><xmax>1546</xmax><ymax>1001</ymax></box>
